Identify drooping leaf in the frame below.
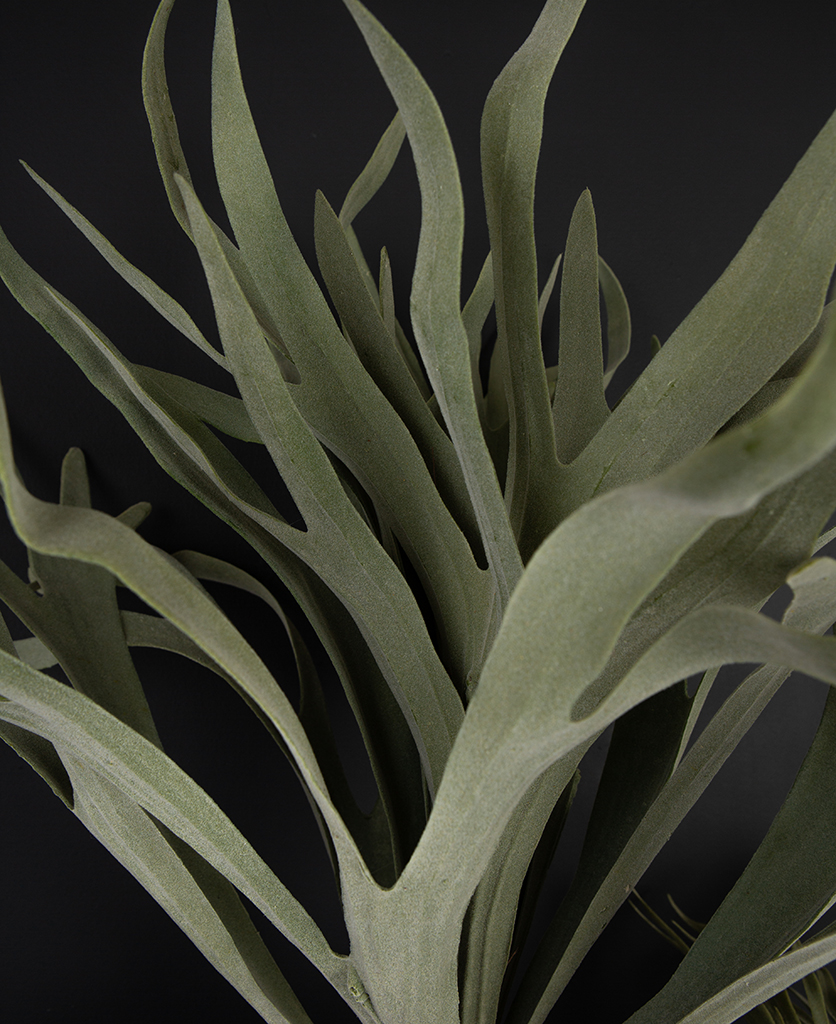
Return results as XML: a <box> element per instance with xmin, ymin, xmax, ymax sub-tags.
<box><xmin>169</xmin><ymin>549</ymin><xmax>396</xmax><ymax>885</ymax></box>
<box><xmin>0</xmin><ymin>662</ymin><xmax>355</xmax><ymax>1005</ymax></box>
<box><xmin>0</xmin><ymin>386</ymin><xmax>358</xmax><ymax>863</ymax></box>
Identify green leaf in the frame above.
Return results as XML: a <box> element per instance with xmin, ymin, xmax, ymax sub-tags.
<box><xmin>0</xmin><ymin>392</ymin><xmax>358</xmax><ymax>866</ymax></box>
<box><xmin>382</xmin><ymin>293</ymin><xmax>836</xmax><ymax>1015</ymax></box>
<box><xmin>506</xmin><ymin>556</ymin><xmax>836</xmax><ymax>1024</ymax></box>
<box><xmin>0</xmin><ymin>448</ymin><xmax>161</xmax><ymax>748</ymax></box>
<box><xmin>210</xmin><ymin>0</ymin><xmax>496</xmax><ymax>691</ymax></box>
<box><xmin>23</xmin><ymin>448</ymin><xmax>162</xmax><ymax>747</ymax></box>
<box><xmin>142</xmin><ymin>0</ymin><xmax>293</xmax><ymax>368</ymax></box>
<box><xmin>599</xmin><ymin>255</ymin><xmax>632</xmax><ymax>388</ymax></box>
<box><xmin>168</xmin><ymin>550</ymin><xmax>397</xmax><ymax>885</ymax></box>
<box><xmin>552</xmin><ymin>188</ymin><xmax>610</xmax><ymax>462</ymax></box>
<box><xmin>119</xmin><ymin>596</ymin><xmax>353</xmax><ymax>889</ymax></box>
<box><xmin>563</xmin><ymin>681</ymin><xmax>693</xmax><ymax>923</ymax></box>
<box><xmin>459</xmin><ymin>760</ymin><xmax>582</xmax><ymax>1024</ymax></box>
<box><xmin>13</xmin><ymin>635</ymin><xmax>58</xmax><ymax>670</ymax></box>
<box><xmin>132</xmin><ymin>366</ymin><xmax>261</xmax><ymax>443</ymax></box>
<box><xmin>313</xmin><ymin>188</ymin><xmax>485</xmax><ymax>574</ymax></box>
<box><xmin>142</xmin><ymin>0</ymin><xmax>194</xmax><ymax>239</ymax></box>
<box><xmin>342</xmin><ymin>0</ymin><xmax>523</xmax><ymax>614</ymax></box>
<box><xmin>378</xmin><ymin>246</ymin><xmax>431</xmax><ymax>398</ymax></box>
<box><xmin>177</xmin><ymin>171</ymin><xmax>463</xmax><ymax>796</ymax></box>
<box><xmin>671</xmin><ymin>929</ymin><xmax>836</xmax><ymax>1024</ymax></box>
<box><xmin>21</xmin><ymin>162</ymin><xmax>226</xmax><ymax>368</ymax></box>
<box><xmin>580</xmin><ymin>447</ymin><xmax>836</xmax><ymax>716</ymax></box>
<box><xmin>461</xmin><ymin>252</ymin><xmax>494</xmax><ymax>404</ymax></box>
<box><xmin>0</xmin><ymin>714</ymin><xmax>74</xmax><ymax>807</ymax></box>
<box><xmin>496</xmin><ymin>768</ymin><xmax>581</xmax><ymax>1017</ymax></box>
<box><xmin>562</xmin><ymin>103</ymin><xmax>836</xmax><ymax>516</ymax></box>
<box><xmin>503</xmin><ymin>450</ymin><xmax>836</xmax><ymax>1023</ymax></box>
<box><xmin>340</xmin><ymin>111</ymin><xmax>407</xmax><ymax>228</ymax></box>
<box><xmin>538</xmin><ymin>253</ymin><xmax>562</xmax><ymax>332</ymax></box>
<box><xmin>480</xmin><ymin>0</ymin><xmax>587</xmax><ymax>559</ymax></box>
<box><xmin>0</xmin><ymin>217</ymin><xmax>286</xmax><ymax>531</ymax></box>
<box><xmin>0</xmin><ymin>662</ymin><xmax>353</xmax><ymax>1004</ymax></box>
<box><xmin>542</xmin><ymin>253</ymin><xmax>631</xmax><ymax>395</ymax></box>
<box><xmin>0</xmin><ymin>209</ymin><xmax>426</xmax><ymax>842</ymax></box>
<box><xmin>626</xmin><ymin>642</ymin><xmax>836</xmax><ymax>1024</ymax></box>
<box><xmin>210</xmin><ymin>0</ymin><xmax>324</xmax><ymax>359</ymax></box>
<box><xmin>0</xmin><ymin>420</ymin><xmax>373</xmax><ymax>1007</ymax></box>
<box><xmin>64</xmin><ymin>755</ymin><xmax>313</xmax><ymax>1024</ymax></box>
<box><xmin>802</xmin><ymin>970</ymin><xmax>829</xmax><ymax>1024</ymax></box>
<box><xmin>336</xmin><ymin>108</ymin><xmax>421</xmax><ymax>395</ymax></box>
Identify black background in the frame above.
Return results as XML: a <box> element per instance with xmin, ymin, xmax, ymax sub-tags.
<box><xmin>1</xmin><ymin>1</ymin><xmax>836</xmax><ymax>1022</ymax></box>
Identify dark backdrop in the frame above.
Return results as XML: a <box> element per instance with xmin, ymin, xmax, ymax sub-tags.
<box><xmin>1</xmin><ymin>1</ymin><xmax>835</xmax><ymax>1022</ymax></box>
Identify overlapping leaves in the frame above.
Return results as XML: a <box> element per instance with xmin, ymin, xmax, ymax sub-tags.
<box><xmin>2</xmin><ymin>1</ymin><xmax>836</xmax><ymax>1023</ymax></box>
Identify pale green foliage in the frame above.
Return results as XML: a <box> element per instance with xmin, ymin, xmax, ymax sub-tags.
<box><xmin>1</xmin><ymin>1</ymin><xmax>836</xmax><ymax>1023</ymax></box>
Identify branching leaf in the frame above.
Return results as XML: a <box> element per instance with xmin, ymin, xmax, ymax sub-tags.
<box><xmin>342</xmin><ymin>0</ymin><xmax>523</xmax><ymax>615</ymax></box>
<box><xmin>177</xmin><ymin>171</ymin><xmax>464</xmax><ymax>796</ymax></box>
<box><xmin>562</xmin><ymin>105</ymin><xmax>836</xmax><ymax>516</ymax></box>
<box><xmin>506</xmin><ymin>557</ymin><xmax>836</xmax><ymax>1024</ymax></box>
<box><xmin>384</xmin><ymin>296</ymin><xmax>836</xmax><ymax>1022</ymax></box>
<box><xmin>480</xmin><ymin>0</ymin><xmax>587</xmax><ymax>559</ymax></box>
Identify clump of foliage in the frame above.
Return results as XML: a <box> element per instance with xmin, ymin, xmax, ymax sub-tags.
<box><xmin>2</xmin><ymin>1</ymin><xmax>836</xmax><ymax>1022</ymax></box>
<box><xmin>631</xmin><ymin>892</ymin><xmax>836</xmax><ymax>1023</ymax></box>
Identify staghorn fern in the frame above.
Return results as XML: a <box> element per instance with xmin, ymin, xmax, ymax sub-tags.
<box><xmin>2</xmin><ymin>2</ymin><xmax>836</xmax><ymax>1023</ymax></box>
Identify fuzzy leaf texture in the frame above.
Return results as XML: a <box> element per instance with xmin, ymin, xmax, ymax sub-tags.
<box><xmin>1</xmin><ymin>2</ymin><xmax>836</xmax><ymax>1024</ymax></box>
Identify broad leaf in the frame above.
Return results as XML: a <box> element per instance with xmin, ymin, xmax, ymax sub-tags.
<box><xmin>355</xmin><ymin>296</ymin><xmax>836</xmax><ymax>1024</ymax></box>
<box><xmin>561</xmin><ymin>104</ymin><xmax>836</xmax><ymax>516</ymax></box>
<box><xmin>506</xmin><ymin>557</ymin><xmax>836</xmax><ymax>1024</ymax></box>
